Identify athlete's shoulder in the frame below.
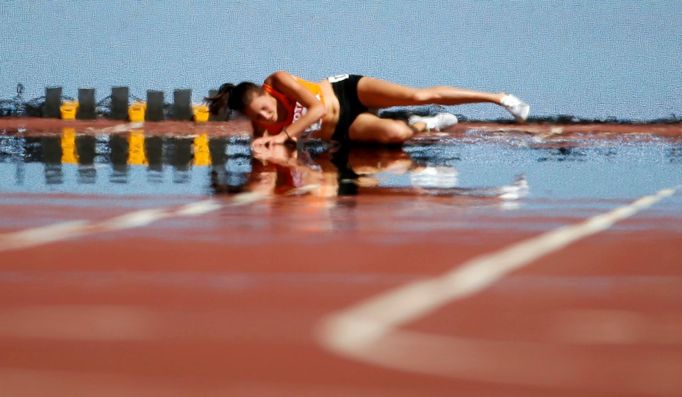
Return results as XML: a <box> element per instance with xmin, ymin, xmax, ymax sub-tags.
<box><xmin>266</xmin><ymin>70</ymin><xmax>296</xmax><ymax>84</ymax></box>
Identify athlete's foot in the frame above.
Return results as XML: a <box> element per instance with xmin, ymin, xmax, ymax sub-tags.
<box><xmin>500</xmin><ymin>94</ymin><xmax>530</xmax><ymax>122</ymax></box>
<box><xmin>408</xmin><ymin>112</ymin><xmax>458</xmax><ymax>132</ymax></box>
<box><xmin>497</xmin><ymin>174</ymin><xmax>529</xmax><ymax>200</ymax></box>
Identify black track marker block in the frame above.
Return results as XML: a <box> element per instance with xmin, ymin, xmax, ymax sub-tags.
<box><xmin>146</xmin><ymin>90</ymin><xmax>165</xmax><ymax>121</ymax></box>
<box><xmin>208</xmin><ymin>137</ymin><xmax>227</xmax><ymax>165</ymax></box>
<box><xmin>145</xmin><ymin>136</ymin><xmax>163</xmax><ymax>171</ymax></box>
<box><xmin>173</xmin><ymin>89</ymin><xmax>192</xmax><ymax>120</ymax></box>
<box><xmin>77</xmin><ymin>88</ymin><xmax>96</xmax><ymax>119</ymax></box>
<box><xmin>44</xmin><ymin>87</ymin><xmax>62</xmax><ymax>118</ymax></box>
<box><xmin>111</xmin><ymin>87</ymin><xmax>129</xmax><ymax>120</ymax></box>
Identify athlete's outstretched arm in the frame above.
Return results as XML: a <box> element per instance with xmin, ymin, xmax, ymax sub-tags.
<box><xmin>266</xmin><ymin>71</ymin><xmax>326</xmax><ymax>140</ymax></box>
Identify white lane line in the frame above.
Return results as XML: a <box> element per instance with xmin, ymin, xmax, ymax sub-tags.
<box><xmin>317</xmin><ymin>185</ymin><xmax>681</xmax><ymax>391</ymax></box>
<box><xmin>95</xmin><ymin>208</ymin><xmax>171</xmax><ymax>231</ymax></box>
<box><xmin>0</xmin><ymin>220</ymin><xmax>90</xmax><ymax>252</ymax></box>
<box><xmin>175</xmin><ymin>199</ymin><xmax>222</xmax><ymax>216</ymax></box>
<box><xmin>0</xmin><ymin>191</ymin><xmax>268</xmax><ymax>253</ymax></box>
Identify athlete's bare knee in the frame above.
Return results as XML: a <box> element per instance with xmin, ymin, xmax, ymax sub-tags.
<box><xmin>412</xmin><ymin>89</ymin><xmax>432</xmax><ymax>103</ymax></box>
<box><xmin>381</xmin><ymin>122</ymin><xmax>413</xmax><ymax>144</ymax></box>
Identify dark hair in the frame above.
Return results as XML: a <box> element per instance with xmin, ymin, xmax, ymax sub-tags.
<box><xmin>205</xmin><ymin>81</ymin><xmax>260</xmax><ymax>116</ymax></box>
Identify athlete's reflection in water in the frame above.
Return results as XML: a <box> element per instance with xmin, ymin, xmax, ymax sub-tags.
<box><xmin>211</xmin><ymin>140</ymin><xmax>528</xmax><ymax>203</ymax></box>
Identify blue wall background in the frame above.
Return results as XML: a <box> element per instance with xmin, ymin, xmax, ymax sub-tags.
<box><xmin>1</xmin><ymin>0</ymin><xmax>680</xmax><ymax>120</ymax></box>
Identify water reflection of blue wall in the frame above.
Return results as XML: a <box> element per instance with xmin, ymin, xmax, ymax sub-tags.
<box><xmin>1</xmin><ymin>132</ymin><xmax>680</xmax><ymax>204</ymax></box>
<box><xmin>404</xmin><ymin>135</ymin><xmax>682</xmax><ymax>201</ymax></box>
<box><xmin>0</xmin><ymin>134</ymin><xmax>242</xmax><ymax>196</ymax></box>
<box><xmin>1</xmin><ymin>1</ymin><xmax>680</xmax><ymax>120</ymax></box>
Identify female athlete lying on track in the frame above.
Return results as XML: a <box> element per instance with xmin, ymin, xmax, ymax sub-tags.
<box><xmin>206</xmin><ymin>71</ymin><xmax>530</xmax><ymax>149</ymax></box>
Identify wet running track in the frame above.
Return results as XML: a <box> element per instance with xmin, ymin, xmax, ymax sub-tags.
<box><xmin>1</xmin><ymin>119</ymin><xmax>681</xmax><ymax>397</ymax></box>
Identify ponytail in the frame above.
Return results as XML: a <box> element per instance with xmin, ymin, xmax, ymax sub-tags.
<box><xmin>205</xmin><ymin>83</ymin><xmax>234</xmax><ymax>116</ymax></box>
<box><xmin>205</xmin><ymin>81</ymin><xmax>260</xmax><ymax>116</ymax></box>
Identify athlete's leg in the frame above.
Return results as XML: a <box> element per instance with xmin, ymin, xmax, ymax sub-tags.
<box><xmin>348</xmin><ymin>112</ymin><xmax>424</xmax><ymax>144</ymax></box>
<box><xmin>356</xmin><ymin>77</ymin><xmax>504</xmax><ymax>108</ymax></box>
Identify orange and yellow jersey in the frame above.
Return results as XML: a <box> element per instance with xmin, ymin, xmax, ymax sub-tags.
<box><xmin>262</xmin><ymin>76</ymin><xmax>325</xmax><ymax>135</ymax></box>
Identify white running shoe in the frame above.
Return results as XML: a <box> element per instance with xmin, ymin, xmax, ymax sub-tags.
<box><xmin>500</xmin><ymin>94</ymin><xmax>530</xmax><ymax>122</ymax></box>
<box><xmin>410</xmin><ymin>166</ymin><xmax>459</xmax><ymax>189</ymax></box>
<box><xmin>498</xmin><ymin>174</ymin><xmax>529</xmax><ymax>200</ymax></box>
<box><xmin>408</xmin><ymin>112</ymin><xmax>458</xmax><ymax>131</ymax></box>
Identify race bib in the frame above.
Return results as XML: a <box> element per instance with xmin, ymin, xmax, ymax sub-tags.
<box><xmin>292</xmin><ymin>95</ymin><xmax>323</xmax><ymax>133</ymax></box>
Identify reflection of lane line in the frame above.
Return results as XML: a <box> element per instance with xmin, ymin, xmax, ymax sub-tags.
<box><xmin>0</xmin><ymin>190</ymin><xmax>272</xmax><ymax>253</ymax></box>
<box><xmin>84</xmin><ymin>122</ymin><xmax>144</xmax><ymax>134</ymax></box>
<box><xmin>318</xmin><ymin>185</ymin><xmax>681</xmax><ymax>394</ymax></box>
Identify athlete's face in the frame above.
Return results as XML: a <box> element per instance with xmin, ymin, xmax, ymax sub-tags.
<box><xmin>245</xmin><ymin>93</ymin><xmax>278</xmax><ymax>125</ymax></box>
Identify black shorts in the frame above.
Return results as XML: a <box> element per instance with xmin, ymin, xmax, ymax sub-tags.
<box><xmin>329</xmin><ymin>74</ymin><xmax>367</xmax><ymax>143</ymax></box>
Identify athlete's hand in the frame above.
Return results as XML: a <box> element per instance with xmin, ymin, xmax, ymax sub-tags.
<box><xmin>251</xmin><ymin>132</ymin><xmax>290</xmax><ymax>152</ymax></box>
<box><xmin>251</xmin><ymin>132</ymin><xmax>275</xmax><ymax>154</ymax></box>
<box><xmin>251</xmin><ymin>136</ymin><xmax>272</xmax><ymax>152</ymax></box>
<box><xmin>252</xmin><ymin>141</ymin><xmax>297</xmax><ymax>167</ymax></box>
<box><xmin>270</xmin><ymin>131</ymin><xmax>291</xmax><ymax>145</ymax></box>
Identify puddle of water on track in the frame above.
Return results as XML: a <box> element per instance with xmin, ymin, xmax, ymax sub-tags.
<box><xmin>1</xmin><ymin>128</ymin><xmax>680</xmax><ymax>233</ymax></box>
